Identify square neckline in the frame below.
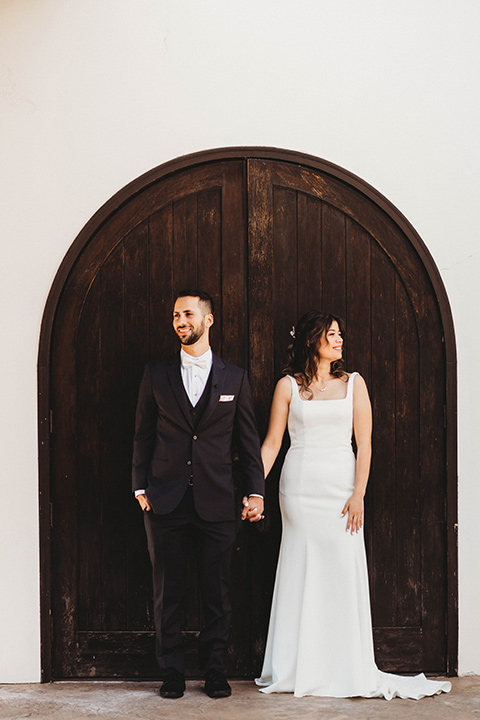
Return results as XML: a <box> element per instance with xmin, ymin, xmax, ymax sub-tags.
<box><xmin>291</xmin><ymin>372</ymin><xmax>356</xmax><ymax>402</ymax></box>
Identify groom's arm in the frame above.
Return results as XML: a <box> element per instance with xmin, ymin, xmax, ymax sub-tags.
<box><xmin>233</xmin><ymin>370</ymin><xmax>265</xmax><ymax>501</ymax></box>
<box><xmin>132</xmin><ymin>364</ymin><xmax>157</xmax><ymax>496</ymax></box>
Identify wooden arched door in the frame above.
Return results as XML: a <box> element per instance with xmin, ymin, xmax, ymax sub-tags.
<box><xmin>39</xmin><ymin>148</ymin><xmax>457</xmax><ymax>681</ymax></box>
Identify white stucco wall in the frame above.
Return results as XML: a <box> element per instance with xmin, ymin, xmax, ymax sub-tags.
<box><xmin>1</xmin><ymin>0</ymin><xmax>478</xmax><ymax>682</ymax></box>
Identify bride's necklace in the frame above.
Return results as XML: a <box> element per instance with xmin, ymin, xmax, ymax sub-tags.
<box><xmin>314</xmin><ymin>376</ymin><xmax>331</xmax><ymax>392</ymax></box>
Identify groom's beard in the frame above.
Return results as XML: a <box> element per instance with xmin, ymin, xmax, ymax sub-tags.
<box><xmin>176</xmin><ymin>318</ymin><xmax>206</xmax><ymax>346</ymax></box>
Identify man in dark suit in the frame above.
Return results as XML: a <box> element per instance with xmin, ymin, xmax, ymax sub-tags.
<box><xmin>133</xmin><ymin>289</ymin><xmax>264</xmax><ymax>699</ymax></box>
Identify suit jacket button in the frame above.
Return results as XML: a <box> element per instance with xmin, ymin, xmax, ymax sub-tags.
<box><xmin>193</xmin><ymin>435</ymin><xmax>198</xmax><ymax>440</ymax></box>
<box><xmin>187</xmin><ymin>460</ymin><xmax>192</xmax><ymax>465</ymax></box>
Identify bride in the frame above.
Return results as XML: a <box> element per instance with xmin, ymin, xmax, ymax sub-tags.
<box><xmin>252</xmin><ymin>311</ymin><xmax>451</xmax><ymax>699</ymax></box>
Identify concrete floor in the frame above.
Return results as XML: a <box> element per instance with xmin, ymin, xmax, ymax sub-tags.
<box><xmin>0</xmin><ymin>678</ymin><xmax>478</xmax><ymax>720</ymax></box>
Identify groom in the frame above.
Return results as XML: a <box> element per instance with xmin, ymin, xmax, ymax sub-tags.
<box><xmin>132</xmin><ymin>289</ymin><xmax>264</xmax><ymax>699</ymax></box>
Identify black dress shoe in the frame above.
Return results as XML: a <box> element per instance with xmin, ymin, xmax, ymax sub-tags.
<box><xmin>204</xmin><ymin>669</ymin><xmax>232</xmax><ymax>698</ymax></box>
<box><xmin>159</xmin><ymin>669</ymin><xmax>185</xmax><ymax>698</ymax></box>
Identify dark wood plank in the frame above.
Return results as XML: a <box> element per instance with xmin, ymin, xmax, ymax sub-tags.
<box><xmin>221</xmin><ymin>162</ymin><xmax>248</xmax><ymax>368</ymax></box>
<box><xmin>369</xmin><ymin>242</ymin><xmax>397</xmax><ymax>628</ymax></box>
<box><xmin>197</xmin><ymin>188</ymin><xmax>223</xmax><ymax>356</ymax></box>
<box><xmin>75</xmin><ymin>631</ymin><xmax>208</xmax><ymax>678</ymax></box>
<box><xmin>273</xmin><ymin>185</ymin><xmax>298</xmax><ymax>378</ymax></box>
<box><xmin>247</xmin><ymin>160</ymin><xmax>275</xmax><ymax>431</ymax></box>
<box><xmin>373</xmin><ymin>627</ymin><xmax>424</xmax><ymax>672</ymax></box>
<box><xmin>297</xmin><ymin>193</ymin><xmax>323</xmax><ymax>316</ymax></box>
<box><xmin>395</xmin><ymin>277</ymin><xmax>421</xmax><ymax>627</ymax></box>
<box><xmin>99</xmin><ymin>242</ymin><xmax>128</xmax><ymax>631</ymax></box>
<box><xmin>123</xmin><ymin>221</ymin><xmax>154</xmax><ymax>631</ymax></box>
<box><xmin>76</xmin><ymin>632</ymin><xmax>157</xmax><ymax>678</ymax></box>
<box><xmin>321</xmin><ymin>204</ymin><xmax>346</xmax><ymax>318</ymax></box>
<box><xmin>173</xmin><ymin>194</ymin><xmax>198</xmax><ymax>289</ymax></box>
<box><xmin>418</xmin><ymin>295</ymin><xmax>448</xmax><ymax>670</ymax></box>
<box><xmin>76</xmin><ymin>274</ymin><xmax>103</xmax><ymax>631</ymax></box>
<box><xmin>149</xmin><ymin>204</ymin><xmax>175</xmax><ymax>360</ymax></box>
<box><xmin>50</xmin><ymin>282</ymin><xmax>81</xmax><ymax>676</ymax></box>
<box><xmin>345</xmin><ymin>219</ymin><xmax>372</xmax><ymax>383</ymax></box>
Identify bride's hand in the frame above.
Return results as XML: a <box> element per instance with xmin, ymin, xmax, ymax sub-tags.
<box><xmin>241</xmin><ymin>495</ymin><xmax>264</xmax><ymax>522</ymax></box>
<box><xmin>341</xmin><ymin>494</ymin><xmax>364</xmax><ymax>534</ymax></box>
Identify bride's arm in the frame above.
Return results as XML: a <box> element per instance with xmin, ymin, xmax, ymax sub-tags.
<box><xmin>241</xmin><ymin>377</ymin><xmax>291</xmax><ymax>521</ymax></box>
<box><xmin>261</xmin><ymin>376</ymin><xmax>292</xmax><ymax>477</ymax></box>
<box><xmin>342</xmin><ymin>374</ymin><xmax>372</xmax><ymax>534</ymax></box>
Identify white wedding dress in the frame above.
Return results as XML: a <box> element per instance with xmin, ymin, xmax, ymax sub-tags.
<box><xmin>256</xmin><ymin>373</ymin><xmax>451</xmax><ymax>699</ymax></box>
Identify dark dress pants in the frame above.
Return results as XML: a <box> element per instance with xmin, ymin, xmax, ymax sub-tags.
<box><xmin>144</xmin><ymin>485</ymin><xmax>238</xmax><ymax>675</ymax></box>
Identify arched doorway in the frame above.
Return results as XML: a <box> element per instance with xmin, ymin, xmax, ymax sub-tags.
<box><xmin>38</xmin><ymin>148</ymin><xmax>457</xmax><ymax>681</ymax></box>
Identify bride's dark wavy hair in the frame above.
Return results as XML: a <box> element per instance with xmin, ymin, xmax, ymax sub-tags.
<box><xmin>284</xmin><ymin>311</ymin><xmax>347</xmax><ymax>399</ymax></box>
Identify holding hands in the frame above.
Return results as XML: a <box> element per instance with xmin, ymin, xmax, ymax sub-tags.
<box><xmin>242</xmin><ymin>496</ymin><xmax>264</xmax><ymax>522</ymax></box>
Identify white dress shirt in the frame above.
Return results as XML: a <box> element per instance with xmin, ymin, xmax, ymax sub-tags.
<box><xmin>180</xmin><ymin>347</ymin><xmax>213</xmax><ymax>406</ymax></box>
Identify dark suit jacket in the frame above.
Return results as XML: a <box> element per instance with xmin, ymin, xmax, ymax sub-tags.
<box><xmin>132</xmin><ymin>352</ymin><xmax>264</xmax><ymax>521</ymax></box>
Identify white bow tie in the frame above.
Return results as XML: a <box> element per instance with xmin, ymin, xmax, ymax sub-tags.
<box><xmin>182</xmin><ymin>356</ymin><xmax>210</xmax><ymax>370</ymax></box>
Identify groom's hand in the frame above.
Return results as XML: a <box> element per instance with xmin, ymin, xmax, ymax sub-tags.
<box><xmin>241</xmin><ymin>496</ymin><xmax>264</xmax><ymax>522</ymax></box>
<box><xmin>136</xmin><ymin>493</ymin><xmax>152</xmax><ymax>512</ymax></box>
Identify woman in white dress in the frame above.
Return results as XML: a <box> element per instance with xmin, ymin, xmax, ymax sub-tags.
<box><xmin>253</xmin><ymin>311</ymin><xmax>451</xmax><ymax>700</ymax></box>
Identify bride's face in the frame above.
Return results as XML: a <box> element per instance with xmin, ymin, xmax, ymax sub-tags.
<box><xmin>318</xmin><ymin>320</ymin><xmax>343</xmax><ymax>361</ymax></box>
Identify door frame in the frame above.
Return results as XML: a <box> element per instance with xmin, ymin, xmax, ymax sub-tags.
<box><xmin>38</xmin><ymin>147</ymin><xmax>457</xmax><ymax>681</ymax></box>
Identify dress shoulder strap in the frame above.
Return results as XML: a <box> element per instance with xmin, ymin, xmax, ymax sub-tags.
<box><xmin>346</xmin><ymin>372</ymin><xmax>358</xmax><ymax>399</ymax></box>
<box><xmin>287</xmin><ymin>375</ymin><xmax>298</xmax><ymax>397</ymax></box>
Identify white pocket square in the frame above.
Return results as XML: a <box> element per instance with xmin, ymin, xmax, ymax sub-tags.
<box><xmin>219</xmin><ymin>394</ymin><xmax>235</xmax><ymax>402</ymax></box>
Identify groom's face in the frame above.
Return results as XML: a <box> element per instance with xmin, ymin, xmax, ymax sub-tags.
<box><xmin>173</xmin><ymin>296</ymin><xmax>212</xmax><ymax>346</ymax></box>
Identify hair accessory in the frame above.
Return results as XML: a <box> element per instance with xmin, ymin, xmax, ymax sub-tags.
<box><xmin>290</xmin><ymin>326</ymin><xmax>296</xmax><ymax>338</ymax></box>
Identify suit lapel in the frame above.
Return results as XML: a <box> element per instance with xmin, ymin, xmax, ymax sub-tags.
<box><xmin>196</xmin><ymin>353</ymin><xmax>226</xmax><ymax>431</ymax></box>
<box><xmin>166</xmin><ymin>352</ymin><xmax>194</xmax><ymax>430</ymax></box>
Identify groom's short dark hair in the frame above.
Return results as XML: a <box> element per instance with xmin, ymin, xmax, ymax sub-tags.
<box><xmin>175</xmin><ymin>289</ymin><xmax>215</xmax><ymax>315</ymax></box>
